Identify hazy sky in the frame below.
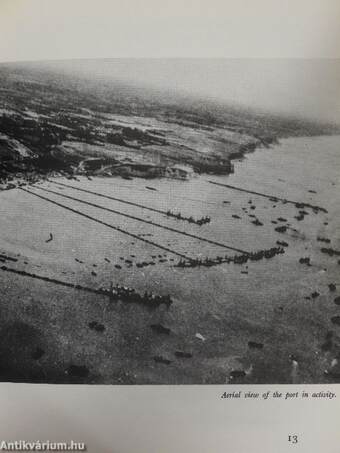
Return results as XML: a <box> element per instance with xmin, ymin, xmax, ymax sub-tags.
<box><xmin>23</xmin><ymin>58</ymin><xmax>340</xmax><ymax>125</ymax></box>
<box><xmin>1</xmin><ymin>0</ymin><xmax>340</xmax><ymax>123</ymax></box>
<box><xmin>1</xmin><ymin>0</ymin><xmax>340</xmax><ymax>61</ymax></box>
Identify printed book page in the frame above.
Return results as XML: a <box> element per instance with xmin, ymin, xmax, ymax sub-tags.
<box><xmin>0</xmin><ymin>1</ymin><xmax>339</xmax><ymax>452</ymax></box>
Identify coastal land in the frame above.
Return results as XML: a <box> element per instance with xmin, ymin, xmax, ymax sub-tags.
<box><xmin>0</xmin><ymin>62</ymin><xmax>340</xmax><ymax>384</ymax></box>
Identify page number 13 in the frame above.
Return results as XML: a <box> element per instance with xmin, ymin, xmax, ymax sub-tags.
<box><xmin>288</xmin><ymin>435</ymin><xmax>298</xmax><ymax>444</ymax></box>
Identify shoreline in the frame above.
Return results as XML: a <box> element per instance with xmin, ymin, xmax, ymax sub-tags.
<box><xmin>2</xmin><ymin>132</ymin><xmax>339</xmax><ymax>192</ymax></box>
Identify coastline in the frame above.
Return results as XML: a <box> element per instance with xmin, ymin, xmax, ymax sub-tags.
<box><xmin>0</xmin><ymin>62</ymin><xmax>340</xmax><ymax>384</ymax></box>
<box><xmin>1</xmin><ymin>62</ymin><xmax>339</xmax><ymax>191</ymax></box>
<box><xmin>0</xmin><ymin>134</ymin><xmax>339</xmax><ymax>384</ymax></box>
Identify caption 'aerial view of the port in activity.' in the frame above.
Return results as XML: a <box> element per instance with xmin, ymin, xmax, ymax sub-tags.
<box><xmin>0</xmin><ymin>59</ymin><xmax>339</xmax><ymax>384</ymax></box>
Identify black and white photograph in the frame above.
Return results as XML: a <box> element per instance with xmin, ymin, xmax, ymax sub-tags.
<box><xmin>1</xmin><ymin>1</ymin><xmax>340</xmax><ymax>452</ymax></box>
<box><xmin>0</xmin><ymin>57</ymin><xmax>339</xmax><ymax>385</ymax></box>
